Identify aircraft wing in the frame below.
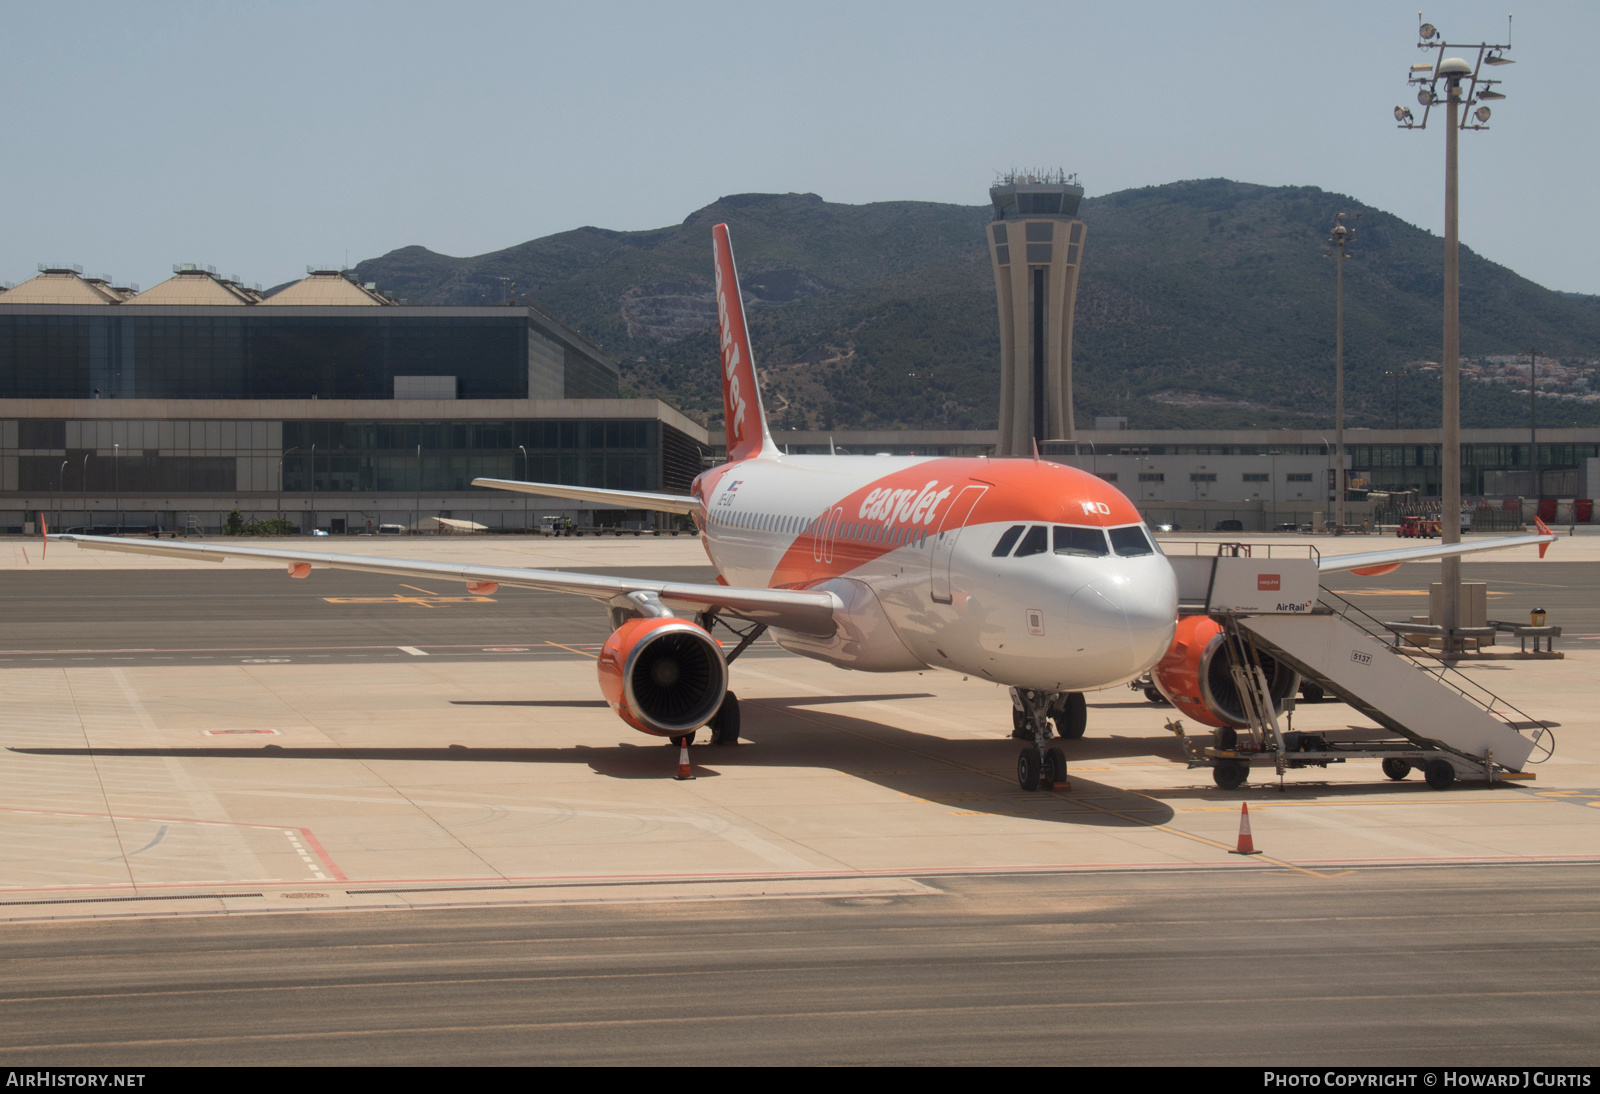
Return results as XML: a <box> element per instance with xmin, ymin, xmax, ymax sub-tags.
<box><xmin>1317</xmin><ymin>529</ymin><xmax>1556</xmax><ymax>576</ymax></box>
<box><xmin>471</xmin><ymin>478</ymin><xmax>701</xmax><ymax>515</ymax></box>
<box><xmin>47</xmin><ymin>534</ymin><xmax>837</xmax><ymax>637</ymax></box>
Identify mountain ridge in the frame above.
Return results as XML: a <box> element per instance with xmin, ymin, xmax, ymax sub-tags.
<box><xmin>352</xmin><ymin>180</ymin><xmax>1600</xmax><ymax>431</ymax></box>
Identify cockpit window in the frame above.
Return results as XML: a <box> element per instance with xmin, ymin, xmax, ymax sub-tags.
<box><xmin>1053</xmin><ymin>526</ymin><xmax>1109</xmax><ymax>557</ymax></box>
<box><xmin>1014</xmin><ymin>525</ymin><xmax>1049</xmax><ymax>557</ymax></box>
<box><xmin>992</xmin><ymin>525</ymin><xmax>1025</xmax><ymax>557</ymax></box>
<box><xmin>1109</xmin><ymin>525</ymin><xmax>1156</xmax><ymax>557</ymax></box>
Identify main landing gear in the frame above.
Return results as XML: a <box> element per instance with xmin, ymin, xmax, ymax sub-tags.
<box><xmin>708</xmin><ymin>692</ymin><xmax>741</xmax><ymax>746</ymax></box>
<box><xmin>1010</xmin><ymin>688</ymin><xmax>1080</xmax><ymax>791</ymax></box>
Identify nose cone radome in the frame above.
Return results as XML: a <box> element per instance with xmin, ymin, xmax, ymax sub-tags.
<box><xmin>1070</xmin><ymin>560</ymin><xmax>1178</xmax><ymax>682</ymax></box>
<box><xmin>1123</xmin><ymin>561</ymin><xmax>1180</xmax><ymax>673</ymax></box>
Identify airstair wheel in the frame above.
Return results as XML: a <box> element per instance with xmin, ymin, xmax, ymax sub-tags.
<box><xmin>1424</xmin><ymin>758</ymin><xmax>1457</xmax><ymax>790</ymax></box>
<box><xmin>1212</xmin><ymin>760</ymin><xmax>1249</xmax><ymax>790</ymax></box>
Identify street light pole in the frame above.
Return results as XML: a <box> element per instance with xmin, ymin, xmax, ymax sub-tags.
<box><xmin>58</xmin><ymin>459</ymin><xmax>67</xmax><ymax>533</ymax></box>
<box><xmin>416</xmin><ymin>442</ymin><xmax>422</xmax><ymax>535</ymax></box>
<box><xmin>518</xmin><ymin>444</ymin><xmax>529</xmax><ymax>531</ymax></box>
<box><xmin>113</xmin><ymin>443</ymin><xmax>120</xmax><ymax>534</ymax></box>
<box><xmin>279</xmin><ymin>446</ymin><xmax>299</xmax><ymax>529</ymax></box>
<box><xmin>1529</xmin><ymin>346</ymin><xmax>1539</xmax><ymax>502</ymax></box>
<box><xmin>309</xmin><ymin>442</ymin><xmax>316</xmax><ymax>534</ymax></box>
<box><xmin>82</xmin><ymin>452</ymin><xmax>91</xmax><ymax>531</ymax></box>
<box><xmin>1394</xmin><ymin>15</ymin><xmax>1512</xmax><ymax>649</ymax></box>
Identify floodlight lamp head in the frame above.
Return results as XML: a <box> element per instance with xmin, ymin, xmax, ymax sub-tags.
<box><xmin>1474</xmin><ymin>105</ymin><xmax>1492</xmax><ymax>123</ymax></box>
<box><xmin>1394</xmin><ymin>105</ymin><xmax>1415</xmax><ymax>123</ymax></box>
<box><xmin>1419</xmin><ymin>22</ymin><xmax>1438</xmax><ymax>40</ymax></box>
<box><xmin>1478</xmin><ymin>88</ymin><xmax>1506</xmax><ymax>100</ymax></box>
<box><xmin>1417</xmin><ymin>88</ymin><xmax>1436</xmax><ymax>106</ymax></box>
<box><xmin>1485</xmin><ymin>51</ymin><xmax>1513</xmax><ymax>65</ymax></box>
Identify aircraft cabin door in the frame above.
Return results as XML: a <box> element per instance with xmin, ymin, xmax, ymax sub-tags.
<box><xmin>929</xmin><ymin>484</ymin><xmax>988</xmax><ymax>604</ymax></box>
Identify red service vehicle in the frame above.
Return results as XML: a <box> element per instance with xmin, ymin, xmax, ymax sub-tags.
<box><xmin>1397</xmin><ymin>516</ymin><xmax>1441</xmax><ymax>538</ymax></box>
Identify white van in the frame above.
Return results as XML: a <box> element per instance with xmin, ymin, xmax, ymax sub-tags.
<box><xmin>377</xmin><ymin>524</ymin><xmax>406</xmax><ymax>536</ymax></box>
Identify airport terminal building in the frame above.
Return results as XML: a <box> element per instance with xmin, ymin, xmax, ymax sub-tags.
<box><xmin>0</xmin><ymin>266</ymin><xmax>708</xmax><ymax>533</ymax></box>
<box><xmin>768</xmin><ymin>426</ymin><xmax>1600</xmax><ymax>531</ymax></box>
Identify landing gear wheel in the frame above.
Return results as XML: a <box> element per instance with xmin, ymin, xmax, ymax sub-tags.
<box><xmin>1143</xmin><ymin>686</ymin><xmax>1169</xmax><ymax>705</ymax></box>
<box><xmin>1017</xmin><ymin>749</ymin><xmax>1041</xmax><ymax>791</ymax></box>
<box><xmin>1010</xmin><ymin>707</ymin><xmax>1031</xmax><ymax>740</ymax></box>
<box><xmin>1054</xmin><ymin>692</ymin><xmax>1087</xmax><ymax>740</ymax></box>
<box><xmin>1300</xmin><ymin>682</ymin><xmax>1326</xmax><ymax>703</ymax></box>
<box><xmin>1045</xmin><ymin>747</ymin><xmax>1068</xmax><ymax>785</ymax></box>
<box><xmin>1381</xmin><ymin>758</ymin><xmax>1411</xmax><ymax>781</ymax></box>
<box><xmin>709</xmin><ymin>692</ymin><xmax>741</xmax><ymax>746</ymax></box>
<box><xmin>1424</xmin><ymin>758</ymin><xmax>1457</xmax><ymax>790</ymax></box>
<box><xmin>1212</xmin><ymin>760</ymin><xmax>1249</xmax><ymax>790</ymax></box>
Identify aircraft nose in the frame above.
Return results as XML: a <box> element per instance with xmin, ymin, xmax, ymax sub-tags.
<box><xmin>1122</xmin><ymin>565</ymin><xmax>1179</xmax><ymax>671</ymax></box>
<box><xmin>1069</xmin><ymin>563</ymin><xmax>1178</xmax><ymax>678</ymax></box>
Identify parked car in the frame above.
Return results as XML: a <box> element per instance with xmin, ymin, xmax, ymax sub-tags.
<box><xmin>1214</xmin><ymin>519</ymin><xmax>1245</xmax><ymax>532</ymax></box>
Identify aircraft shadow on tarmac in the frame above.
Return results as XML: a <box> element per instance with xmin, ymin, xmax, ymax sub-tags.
<box><xmin>6</xmin><ymin>692</ymin><xmax>1184</xmax><ymax>828</ymax></box>
<box><xmin>447</xmin><ymin>693</ymin><xmax>937</xmax><ymax>709</ymax></box>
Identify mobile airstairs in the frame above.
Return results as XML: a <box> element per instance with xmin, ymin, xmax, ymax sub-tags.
<box><xmin>1164</xmin><ymin>546</ymin><xmax>1554</xmax><ymax>791</ymax></box>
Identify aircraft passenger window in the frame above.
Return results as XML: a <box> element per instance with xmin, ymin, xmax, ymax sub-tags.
<box><xmin>992</xmin><ymin>525</ymin><xmax>1026</xmax><ymax>557</ymax></box>
<box><xmin>1014</xmin><ymin>525</ymin><xmax>1049</xmax><ymax>558</ymax></box>
<box><xmin>1109</xmin><ymin>525</ymin><xmax>1156</xmax><ymax>557</ymax></box>
<box><xmin>1053</xmin><ymin>526</ymin><xmax>1109</xmax><ymax>557</ymax></box>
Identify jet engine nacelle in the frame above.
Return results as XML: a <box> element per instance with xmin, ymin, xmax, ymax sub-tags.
<box><xmin>1149</xmin><ymin>615</ymin><xmax>1300</xmax><ymax>729</ymax></box>
<box><xmin>597</xmin><ymin>617</ymin><xmax>728</xmax><ymax>736</ymax></box>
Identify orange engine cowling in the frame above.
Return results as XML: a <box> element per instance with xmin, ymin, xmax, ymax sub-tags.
<box><xmin>597</xmin><ymin>617</ymin><xmax>728</xmax><ymax>736</ymax></box>
<box><xmin>1150</xmin><ymin>615</ymin><xmax>1301</xmax><ymax>729</ymax></box>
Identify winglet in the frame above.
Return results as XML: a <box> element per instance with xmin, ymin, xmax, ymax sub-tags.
<box><xmin>1535</xmin><ymin>516</ymin><xmax>1553</xmax><ymax>558</ymax></box>
<box><xmin>711</xmin><ymin>224</ymin><xmax>777</xmax><ymax>463</ymax></box>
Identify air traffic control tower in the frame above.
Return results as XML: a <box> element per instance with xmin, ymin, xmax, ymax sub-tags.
<box><xmin>987</xmin><ymin>171</ymin><xmax>1086</xmax><ymax>455</ymax></box>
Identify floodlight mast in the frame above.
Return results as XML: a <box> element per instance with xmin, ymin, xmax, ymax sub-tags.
<box><xmin>1394</xmin><ymin>14</ymin><xmax>1512</xmax><ymax>653</ymax></box>
<box><xmin>1326</xmin><ymin>213</ymin><xmax>1360</xmax><ymax>535</ymax></box>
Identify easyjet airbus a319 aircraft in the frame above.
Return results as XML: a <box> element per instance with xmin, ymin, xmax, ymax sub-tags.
<box><xmin>55</xmin><ymin>225</ymin><xmax>1554</xmax><ymax>790</ymax></box>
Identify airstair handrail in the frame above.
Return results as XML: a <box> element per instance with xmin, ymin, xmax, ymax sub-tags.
<box><xmin>1315</xmin><ymin>586</ymin><xmax>1550</xmax><ymax>748</ymax></box>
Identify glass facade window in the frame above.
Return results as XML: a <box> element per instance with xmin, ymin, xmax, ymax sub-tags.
<box><xmin>279</xmin><ymin>419</ymin><xmax>675</xmax><ymax>495</ymax></box>
<box><xmin>0</xmin><ymin>311</ymin><xmax>618</xmax><ymax>400</ymax></box>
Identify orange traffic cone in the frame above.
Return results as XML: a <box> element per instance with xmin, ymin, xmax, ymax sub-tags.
<box><xmin>1231</xmin><ymin>802</ymin><xmax>1260</xmax><ymax>855</ymax></box>
<box><xmin>674</xmin><ymin>739</ymin><xmax>694</xmax><ymax>781</ymax></box>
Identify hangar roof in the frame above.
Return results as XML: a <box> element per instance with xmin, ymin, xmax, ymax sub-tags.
<box><xmin>262</xmin><ymin>269</ymin><xmax>392</xmax><ymax>306</ymax></box>
<box><xmin>0</xmin><ymin>269</ymin><xmax>128</xmax><ymax>305</ymax></box>
<box><xmin>124</xmin><ymin>265</ymin><xmax>261</xmax><ymax>305</ymax></box>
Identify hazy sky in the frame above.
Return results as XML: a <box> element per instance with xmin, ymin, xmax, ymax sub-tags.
<box><xmin>4</xmin><ymin>1</ymin><xmax>1595</xmax><ymax>295</ymax></box>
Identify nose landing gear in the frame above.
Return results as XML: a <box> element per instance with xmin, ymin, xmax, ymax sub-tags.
<box><xmin>1011</xmin><ymin>688</ymin><xmax>1072</xmax><ymax>792</ymax></box>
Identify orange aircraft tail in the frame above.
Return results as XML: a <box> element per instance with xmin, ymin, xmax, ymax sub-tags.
<box><xmin>711</xmin><ymin>224</ymin><xmax>776</xmax><ymax>463</ymax></box>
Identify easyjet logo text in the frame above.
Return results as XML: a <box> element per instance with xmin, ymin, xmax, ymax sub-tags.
<box><xmin>1258</xmin><ymin>574</ymin><xmax>1281</xmax><ymax>591</ymax></box>
<box><xmin>857</xmin><ymin>480</ymin><xmax>955</xmax><ymax>527</ymax></box>
<box><xmin>714</xmin><ymin>258</ymin><xmax>749</xmax><ymax>439</ymax></box>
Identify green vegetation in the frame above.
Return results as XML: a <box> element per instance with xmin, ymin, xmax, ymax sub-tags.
<box><xmin>224</xmin><ymin>510</ymin><xmax>296</xmax><ymax>536</ymax></box>
<box><xmin>354</xmin><ymin>181</ymin><xmax>1600</xmax><ymax>431</ymax></box>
